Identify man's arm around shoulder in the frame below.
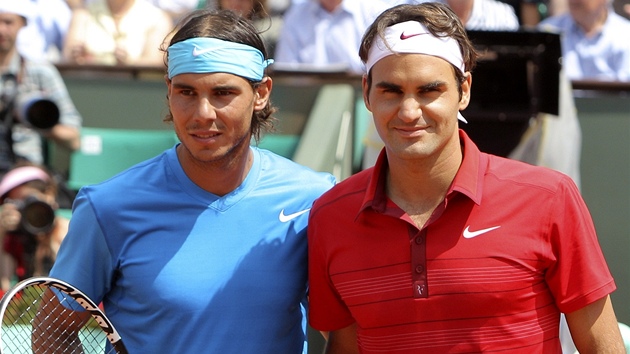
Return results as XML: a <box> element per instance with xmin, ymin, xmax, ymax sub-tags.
<box><xmin>566</xmin><ymin>295</ymin><xmax>626</xmax><ymax>353</ymax></box>
<box><xmin>324</xmin><ymin>323</ymin><xmax>359</xmax><ymax>354</ymax></box>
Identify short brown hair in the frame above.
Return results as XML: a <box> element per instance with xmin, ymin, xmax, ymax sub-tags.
<box><xmin>359</xmin><ymin>3</ymin><xmax>478</xmax><ymax>99</ymax></box>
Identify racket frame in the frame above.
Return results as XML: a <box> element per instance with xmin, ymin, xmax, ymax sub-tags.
<box><xmin>0</xmin><ymin>276</ymin><xmax>128</xmax><ymax>354</ymax></box>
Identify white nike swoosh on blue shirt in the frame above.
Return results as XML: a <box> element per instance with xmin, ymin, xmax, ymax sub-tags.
<box><xmin>279</xmin><ymin>208</ymin><xmax>311</xmax><ymax>222</ymax></box>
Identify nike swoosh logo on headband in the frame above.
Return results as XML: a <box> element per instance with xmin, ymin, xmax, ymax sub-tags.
<box><xmin>400</xmin><ymin>32</ymin><xmax>426</xmax><ymax>40</ymax></box>
<box><xmin>192</xmin><ymin>47</ymin><xmax>214</xmax><ymax>56</ymax></box>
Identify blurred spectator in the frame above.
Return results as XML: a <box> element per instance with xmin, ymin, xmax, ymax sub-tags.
<box><xmin>550</xmin><ymin>0</ymin><xmax>570</xmax><ymax>14</ymax></box>
<box><xmin>65</xmin><ymin>0</ymin><xmax>86</xmax><ymax>9</ymax></box>
<box><xmin>0</xmin><ymin>1</ymin><xmax>82</xmax><ymax>174</ymax></box>
<box><xmin>444</xmin><ymin>0</ymin><xmax>520</xmax><ymax>29</ymax></box>
<box><xmin>212</xmin><ymin>0</ymin><xmax>282</xmax><ymax>56</ymax></box>
<box><xmin>62</xmin><ymin>0</ymin><xmax>173</xmax><ymax>66</ymax></box>
<box><xmin>146</xmin><ymin>0</ymin><xmax>199</xmax><ymax>23</ymax></box>
<box><xmin>16</xmin><ymin>0</ymin><xmax>72</xmax><ymax>62</ymax></box>
<box><xmin>498</xmin><ymin>0</ymin><xmax>540</xmax><ymax>26</ymax></box>
<box><xmin>398</xmin><ymin>0</ymin><xmax>519</xmax><ymax>29</ymax></box>
<box><xmin>0</xmin><ymin>164</ymin><xmax>68</xmax><ymax>293</ymax></box>
<box><xmin>497</xmin><ymin>0</ymin><xmax>568</xmax><ymax>26</ymax></box>
<box><xmin>274</xmin><ymin>0</ymin><xmax>394</xmax><ymax>73</ymax></box>
<box><xmin>66</xmin><ymin>0</ymin><xmax>197</xmax><ymax>23</ymax></box>
<box><xmin>539</xmin><ymin>0</ymin><xmax>630</xmax><ymax>81</ymax></box>
<box><xmin>266</xmin><ymin>0</ymin><xmax>291</xmax><ymax>14</ymax></box>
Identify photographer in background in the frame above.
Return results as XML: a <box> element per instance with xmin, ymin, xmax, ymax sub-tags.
<box><xmin>0</xmin><ymin>1</ymin><xmax>82</xmax><ymax>175</ymax></box>
<box><xmin>0</xmin><ymin>164</ymin><xmax>68</xmax><ymax>295</ymax></box>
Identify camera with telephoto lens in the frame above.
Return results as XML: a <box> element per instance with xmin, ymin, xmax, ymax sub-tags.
<box><xmin>11</xmin><ymin>195</ymin><xmax>56</xmax><ymax>236</ymax></box>
<box><xmin>0</xmin><ymin>74</ymin><xmax>60</xmax><ymax>130</ymax></box>
<box><xmin>15</xmin><ymin>92</ymin><xmax>60</xmax><ymax>130</ymax></box>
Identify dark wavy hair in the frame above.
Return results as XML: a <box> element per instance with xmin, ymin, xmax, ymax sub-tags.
<box><xmin>160</xmin><ymin>9</ymin><xmax>276</xmax><ymax>142</ymax></box>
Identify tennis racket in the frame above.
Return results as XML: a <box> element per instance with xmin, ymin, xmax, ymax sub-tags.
<box><xmin>0</xmin><ymin>277</ymin><xmax>127</xmax><ymax>354</ymax></box>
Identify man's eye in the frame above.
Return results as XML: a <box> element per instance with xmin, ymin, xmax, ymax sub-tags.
<box><xmin>381</xmin><ymin>88</ymin><xmax>400</xmax><ymax>94</ymax></box>
<box><xmin>420</xmin><ymin>84</ymin><xmax>443</xmax><ymax>93</ymax></box>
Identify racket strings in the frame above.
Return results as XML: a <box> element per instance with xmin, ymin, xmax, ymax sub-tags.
<box><xmin>1</xmin><ymin>284</ymin><xmax>117</xmax><ymax>354</ymax></box>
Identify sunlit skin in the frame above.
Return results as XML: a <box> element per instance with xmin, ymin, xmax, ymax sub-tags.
<box><xmin>165</xmin><ymin>72</ymin><xmax>271</xmax><ymax>196</ymax></box>
<box><xmin>363</xmin><ymin>53</ymin><xmax>471</xmax><ymax>171</ymax></box>
<box><xmin>362</xmin><ymin>53</ymin><xmax>472</xmax><ymax>227</ymax></box>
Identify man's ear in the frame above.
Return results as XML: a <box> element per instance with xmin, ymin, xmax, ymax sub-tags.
<box><xmin>254</xmin><ymin>77</ymin><xmax>272</xmax><ymax>110</ymax></box>
<box><xmin>459</xmin><ymin>72</ymin><xmax>472</xmax><ymax>111</ymax></box>
<box><xmin>362</xmin><ymin>74</ymin><xmax>372</xmax><ymax>113</ymax></box>
<box><xmin>164</xmin><ymin>75</ymin><xmax>172</xmax><ymax>96</ymax></box>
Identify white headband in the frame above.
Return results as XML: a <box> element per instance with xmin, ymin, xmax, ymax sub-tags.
<box><xmin>365</xmin><ymin>20</ymin><xmax>467</xmax><ymax>123</ymax></box>
<box><xmin>366</xmin><ymin>21</ymin><xmax>465</xmax><ymax>74</ymax></box>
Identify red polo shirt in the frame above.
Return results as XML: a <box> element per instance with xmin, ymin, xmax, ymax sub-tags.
<box><xmin>308</xmin><ymin>130</ymin><xmax>616</xmax><ymax>353</ymax></box>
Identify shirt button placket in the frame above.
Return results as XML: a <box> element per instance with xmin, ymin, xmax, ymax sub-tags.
<box><xmin>411</xmin><ymin>228</ymin><xmax>428</xmax><ymax>298</ymax></box>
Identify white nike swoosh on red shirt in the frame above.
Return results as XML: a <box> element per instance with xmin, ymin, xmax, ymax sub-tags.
<box><xmin>463</xmin><ymin>225</ymin><xmax>501</xmax><ymax>239</ymax></box>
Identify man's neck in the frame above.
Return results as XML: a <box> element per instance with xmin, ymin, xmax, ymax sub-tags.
<box><xmin>384</xmin><ymin>143</ymin><xmax>463</xmax><ymax>226</ymax></box>
<box><xmin>0</xmin><ymin>48</ymin><xmax>18</xmax><ymax>70</ymax></box>
<box><xmin>575</xmin><ymin>7</ymin><xmax>608</xmax><ymax>37</ymax></box>
<box><xmin>176</xmin><ymin>143</ymin><xmax>254</xmax><ymax>197</ymax></box>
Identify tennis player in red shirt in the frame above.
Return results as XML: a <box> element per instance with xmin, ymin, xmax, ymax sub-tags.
<box><xmin>307</xmin><ymin>2</ymin><xmax>625</xmax><ymax>353</ymax></box>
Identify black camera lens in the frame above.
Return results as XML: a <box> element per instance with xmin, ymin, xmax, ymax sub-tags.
<box><xmin>19</xmin><ymin>196</ymin><xmax>55</xmax><ymax>236</ymax></box>
<box><xmin>23</xmin><ymin>98</ymin><xmax>60</xmax><ymax>130</ymax></box>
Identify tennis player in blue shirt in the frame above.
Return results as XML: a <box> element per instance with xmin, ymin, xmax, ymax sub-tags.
<box><xmin>49</xmin><ymin>9</ymin><xmax>335</xmax><ymax>353</ymax></box>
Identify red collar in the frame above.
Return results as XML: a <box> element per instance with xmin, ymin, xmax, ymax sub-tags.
<box><xmin>358</xmin><ymin>129</ymin><xmax>486</xmax><ymax>217</ymax></box>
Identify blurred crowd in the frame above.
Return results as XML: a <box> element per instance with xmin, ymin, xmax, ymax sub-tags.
<box><xmin>9</xmin><ymin>0</ymin><xmax>630</xmax><ymax>80</ymax></box>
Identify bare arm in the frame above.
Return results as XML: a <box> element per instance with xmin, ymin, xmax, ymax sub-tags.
<box><xmin>62</xmin><ymin>9</ymin><xmax>90</xmax><ymax>65</ymax></box>
<box><xmin>43</xmin><ymin>124</ymin><xmax>80</xmax><ymax>151</ymax></box>
<box><xmin>325</xmin><ymin>323</ymin><xmax>359</xmax><ymax>354</ymax></box>
<box><xmin>136</xmin><ymin>11</ymin><xmax>173</xmax><ymax>67</ymax></box>
<box><xmin>32</xmin><ymin>288</ymin><xmax>92</xmax><ymax>353</ymax></box>
<box><xmin>565</xmin><ymin>295</ymin><xmax>625</xmax><ymax>353</ymax></box>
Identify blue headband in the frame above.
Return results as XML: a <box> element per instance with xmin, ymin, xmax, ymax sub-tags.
<box><xmin>167</xmin><ymin>37</ymin><xmax>273</xmax><ymax>80</ymax></box>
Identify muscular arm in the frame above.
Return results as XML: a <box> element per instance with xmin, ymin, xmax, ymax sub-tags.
<box><xmin>325</xmin><ymin>323</ymin><xmax>359</xmax><ymax>354</ymax></box>
<box><xmin>565</xmin><ymin>295</ymin><xmax>625</xmax><ymax>353</ymax></box>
